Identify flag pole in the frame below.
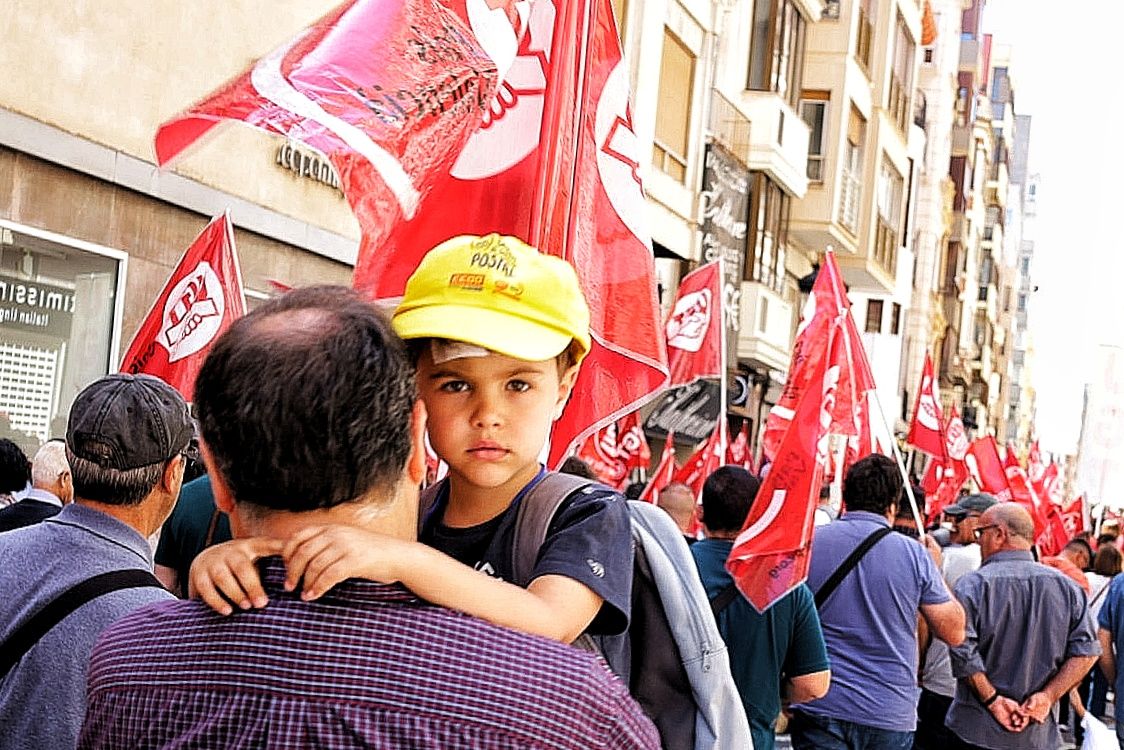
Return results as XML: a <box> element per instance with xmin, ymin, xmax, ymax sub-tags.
<box><xmin>869</xmin><ymin>375</ymin><xmax>927</xmax><ymax>539</ymax></box>
<box><xmin>717</xmin><ymin>256</ymin><xmax>729</xmax><ymax>455</ymax></box>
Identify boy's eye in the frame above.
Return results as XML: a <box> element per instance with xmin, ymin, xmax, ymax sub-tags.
<box><xmin>438</xmin><ymin>380</ymin><xmax>470</xmax><ymax>393</ymax></box>
<box><xmin>507</xmin><ymin>380</ymin><xmax>532</xmax><ymax>393</ymax></box>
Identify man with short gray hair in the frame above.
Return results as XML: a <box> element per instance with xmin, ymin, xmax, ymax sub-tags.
<box><xmin>0</xmin><ymin>440</ymin><xmax>73</xmax><ymax>531</ymax></box>
<box><xmin>0</xmin><ymin>374</ymin><xmax>189</xmax><ymax>750</ymax></box>
<box><xmin>947</xmin><ymin>503</ymin><xmax>1100</xmax><ymax>749</ymax></box>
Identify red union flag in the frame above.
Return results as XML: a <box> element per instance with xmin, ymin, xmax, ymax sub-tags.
<box><xmin>576</xmin><ymin>411</ymin><xmax>650</xmax><ymax>489</ymax></box>
<box><xmin>966</xmin><ymin>437</ymin><xmax>1012</xmax><ymax>499</ymax></box>
<box><xmin>728</xmin><ymin>324</ymin><xmax>841</xmax><ymax>612</ymax></box>
<box><xmin>907</xmin><ymin>353</ymin><xmax>944</xmax><ymax>457</ymax></box>
<box><xmin>672</xmin><ymin>426</ymin><xmax>726</xmax><ymax>500</ymax></box>
<box><xmin>666</xmin><ymin>261</ymin><xmax>722</xmax><ymax>386</ymax></box>
<box><xmin>354</xmin><ymin>0</ymin><xmax>668</xmax><ymax>467</ymax></box>
<box><xmin>1027</xmin><ymin>440</ymin><xmax>1046</xmax><ymax>484</ymax></box>
<box><xmin>763</xmin><ymin>252</ymin><xmax>873</xmax><ymax>460</ymax></box>
<box><xmin>728</xmin><ymin>421</ymin><xmax>752</xmax><ymax>471</ymax></box>
<box><xmin>1060</xmin><ymin>495</ymin><xmax>1087</xmax><ymax>538</ymax></box>
<box><xmin>639</xmin><ymin>431</ymin><xmax>677</xmax><ymax>503</ymax></box>
<box><xmin>120</xmin><ymin>214</ymin><xmax>245</xmax><ymax>398</ymax></box>
<box><xmin>154</xmin><ymin>0</ymin><xmax>499</xmax><ymax>254</ymax></box>
<box><xmin>1004</xmin><ymin>441</ymin><xmax>1022</xmax><ymax>470</ymax></box>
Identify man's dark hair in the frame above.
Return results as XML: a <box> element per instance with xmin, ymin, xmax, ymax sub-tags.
<box><xmin>623</xmin><ymin>481</ymin><xmax>646</xmax><ymax>500</ymax></box>
<box><xmin>559</xmin><ymin>456</ymin><xmax>598</xmax><ymax>480</ymax></box>
<box><xmin>842</xmin><ymin>454</ymin><xmax>903</xmax><ymax>516</ymax></box>
<box><xmin>0</xmin><ymin>438</ymin><xmax>30</xmax><ymax>494</ymax></box>
<box><xmin>1094</xmin><ymin>544</ymin><xmax>1123</xmax><ymax>577</ymax></box>
<box><xmin>1098</xmin><ymin>533</ymin><xmax>1119</xmax><ymax>547</ymax></box>
<box><xmin>701</xmin><ymin>466</ymin><xmax>760</xmax><ymax>533</ymax></box>
<box><xmin>67</xmin><ymin>452</ymin><xmax>165</xmax><ymax>506</ymax></box>
<box><xmin>896</xmin><ymin>483</ymin><xmax>926</xmax><ymax>520</ymax></box>
<box><xmin>194</xmin><ymin>286</ymin><xmax>417</xmax><ymax>512</ymax></box>
<box><xmin>1066</xmin><ymin>538</ymin><xmax>1094</xmax><ymax>568</ymax></box>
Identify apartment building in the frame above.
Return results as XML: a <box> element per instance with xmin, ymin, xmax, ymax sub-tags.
<box><xmin>901</xmin><ymin>0</ymin><xmax>961</xmax><ymax>418</ymax></box>
<box><xmin>783</xmin><ymin>0</ymin><xmax>925</xmax><ymax>429</ymax></box>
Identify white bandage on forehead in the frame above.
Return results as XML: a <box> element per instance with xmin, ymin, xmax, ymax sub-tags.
<box><xmin>430</xmin><ymin>340</ymin><xmax>491</xmax><ymax>364</ymax></box>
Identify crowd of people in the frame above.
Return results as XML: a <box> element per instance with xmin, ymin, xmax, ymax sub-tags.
<box><xmin>0</xmin><ymin>233</ymin><xmax>1120</xmax><ymax>750</ymax></box>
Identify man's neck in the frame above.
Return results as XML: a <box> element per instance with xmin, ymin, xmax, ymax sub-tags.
<box><xmin>235</xmin><ymin>488</ymin><xmax>418</xmax><ymax>542</ymax></box>
<box><xmin>76</xmin><ymin>497</ymin><xmax>162</xmax><ymax>538</ymax></box>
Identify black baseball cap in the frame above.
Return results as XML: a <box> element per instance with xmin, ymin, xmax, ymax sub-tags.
<box><xmin>67</xmin><ymin>374</ymin><xmax>192</xmax><ymax>470</ymax></box>
<box><xmin>944</xmin><ymin>493</ymin><xmax>998</xmax><ymax>517</ymax></box>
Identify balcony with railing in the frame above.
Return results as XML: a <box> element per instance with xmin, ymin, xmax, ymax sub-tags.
<box><xmin>742</xmin><ymin>91</ymin><xmax>810</xmax><ymax>197</ymax></box>
<box><xmin>873</xmin><ymin>218</ymin><xmax>898</xmax><ymax>278</ymax></box>
<box><xmin>708</xmin><ymin>89</ymin><xmax>751</xmax><ymax>166</ymax></box>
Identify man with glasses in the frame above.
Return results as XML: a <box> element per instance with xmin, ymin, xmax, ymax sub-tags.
<box><xmin>946</xmin><ymin>503</ymin><xmax>1099</xmax><ymax>749</ymax></box>
<box><xmin>915</xmin><ymin>494</ymin><xmax>997</xmax><ymax>749</ymax></box>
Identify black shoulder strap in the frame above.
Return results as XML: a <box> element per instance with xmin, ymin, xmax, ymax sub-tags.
<box><xmin>0</xmin><ymin>569</ymin><xmax>163</xmax><ymax>680</ymax></box>
<box><xmin>511</xmin><ymin>473</ymin><xmax>596</xmax><ymax>588</ymax></box>
<box><xmin>709</xmin><ymin>583</ymin><xmax>740</xmax><ymax>615</ymax></box>
<box><xmin>814</xmin><ymin>526</ymin><xmax>893</xmax><ymax>609</ymax></box>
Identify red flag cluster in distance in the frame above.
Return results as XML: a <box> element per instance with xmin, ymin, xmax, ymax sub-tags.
<box><xmin>575</xmin><ymin>411</ymin><xmax>650</xmax><ymax>490</ymax></box>
<box><xmin>153</xmin><ymin>0</ymin><xmax>669</xmax><ymax>468</ymax></box>
<box><xmin>119</xmin><ymin>214</ymin><xmax>246</xmax><ymax>399</ymax></box>
<box><xmin>639</xmin><ymin>430</ymin><xmax>677</xmax><ymax>503</ymax></box>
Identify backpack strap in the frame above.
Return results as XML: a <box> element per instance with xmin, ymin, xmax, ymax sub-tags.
<box><xmin>814</xmin><ymin>526</ymin><xmax>893</xmax><ymax>609</ymax></box>
<box><xmin>0</xmin><ymin>569</ymin><xmax>164</xmax><ymax>680</ymax></box>
<box><xmin>709</xmin><ymin>583</ymin><xmax>741</xmax><ymax>616</ymax></box>
<box><xmin>511</xmin><ymin>473</ymin><xmax>596</xmax><ymax>588</ymax></box>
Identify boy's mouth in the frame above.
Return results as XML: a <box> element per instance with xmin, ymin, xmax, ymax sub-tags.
<box><xmin>468</xmin><ymin>441</ymin><xmax>509</xmax><ymax>460</ymax></box>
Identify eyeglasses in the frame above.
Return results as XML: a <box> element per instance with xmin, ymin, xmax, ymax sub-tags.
<box><xmin>973</xmin><ymin>524</ymin><xmax>1000</xmax><ymax>540</ymax></box>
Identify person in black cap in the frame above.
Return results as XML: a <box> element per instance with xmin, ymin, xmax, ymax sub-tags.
<box><xmin>0</xmin><ymin>373</ymin><xmax>191</xmax><ymax>750</ymax></box>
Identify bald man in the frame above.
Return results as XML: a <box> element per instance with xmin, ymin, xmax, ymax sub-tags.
<box><xmin>656</xmin><ymin>482</ymin><xmax>696</xmax><ymax>544</ymax></box>
<box><xmin>946</xmin><ymin>503</ymin><xmax>1099</xmax><ymax>749</ymax></box>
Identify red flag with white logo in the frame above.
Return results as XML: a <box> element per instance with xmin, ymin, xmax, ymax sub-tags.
<box><xmin>154</xmin><ymin>0</ymin><xmax>499</xmax><ymax>260</ymax></box>
<box><xmin>1060</xmin><ymin>495</ymin><xmax>1087</xmax><ymax>538</ymax></box>
<box><xmin>907</xmin><ymin>353</ymin><xmax>944</xmax><ymax>457</ymax></box>
<box><xmin>727</xmin><ymin>321</ymin><xmax>842</xmax><ymax>612</ymax></box>
<box><xmin>666</xmin><ymin>261</ymin><xmax>722</xmax><ymax>386</ymax></box>
<box><xmin>120</xmin><ymin>214</ymin><xmax>245</xmax><ymax>399</ymax></box>
<box><xmin>576</xmin><ymin>411</ymin><xmax>650</xmax><ymax>489</ymax></box>
<box><xmin>1005</xmin><ymin>464</ymin><xmax>1047</xmax><ymax>539</ymax></box>
<box><xmin>356</xmin><ymin>0</ymin><xmax>669</xmax><ymax>467</ymax></box>
<box><xmin>763</xmin><ymin>252</ymin><xmax>873</xmax><ymax>461</ymax></box>
<box><xmin>728</xmin><ymin>421</ymin><xmax>752</xmax><ymax>471</ymax></box>
<box><xmin>639</xmin><ymin>431</ymin><xmax>677</xmax><ymax>503</ymax></box>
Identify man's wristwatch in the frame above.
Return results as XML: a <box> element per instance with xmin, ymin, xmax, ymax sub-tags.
<box><xmin>981</xmin><ymin>691</ymin><xmax>1000</xmax><ymax>707</ymax></box>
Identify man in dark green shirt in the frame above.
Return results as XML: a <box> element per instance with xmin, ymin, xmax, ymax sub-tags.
<box><xmin>154</xmin><ymin>474</ymin><xmax>231</xmax><ymax>596</ymax></box>
<box><xmin>691</xmin><ymin>466</ymin><xmax>831</xmax><ymax>750</ymax></box>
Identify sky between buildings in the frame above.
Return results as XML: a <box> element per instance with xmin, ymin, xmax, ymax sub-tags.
<box><xmin>982</xmin><ymin>0</ymin><xmax>1122</xmax><ymax>457</ymax></box>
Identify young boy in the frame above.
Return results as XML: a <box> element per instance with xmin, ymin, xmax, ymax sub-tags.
<box><xmin>190</xmin><ymin>234</ymin><xmax>632</xmax><ymax>645</ymax></box>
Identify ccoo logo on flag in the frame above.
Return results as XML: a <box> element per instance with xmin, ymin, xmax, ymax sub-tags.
<box><xmin>666</xmin><ymin>289</ymin><xmax>712</xmax><ymax>352</ymax></box>
<box><xmin>161</xmin><ymin>261</ymin><xmax>225</xmax><ymax>363</ymax></box>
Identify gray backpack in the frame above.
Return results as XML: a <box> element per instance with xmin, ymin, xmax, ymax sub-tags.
<box><xmin>507</xmin><ymin>473</ymin><xmax>752</xmax><ymax>750</ymax></box>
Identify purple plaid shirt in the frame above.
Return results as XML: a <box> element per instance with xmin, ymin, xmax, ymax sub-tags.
<box><xmin>79</xmin><ymin>558</ymin><xmax>658</xmax><ymax>750</ymax></box>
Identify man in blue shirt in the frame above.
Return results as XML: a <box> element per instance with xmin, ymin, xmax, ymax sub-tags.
<box><xmin>789</xmin><ymin>454</ymin><xmax>966</xmax><ymax>750</ymax></box>
<box><xmin>1094</xmin><ymin>547</ymin><xmax>1124</xmax><ymax>745</ymax></box>
<box><xmin>692</xmin><ymin>466</ymin><xmax>830</xmax><ymax>750</ymax></box>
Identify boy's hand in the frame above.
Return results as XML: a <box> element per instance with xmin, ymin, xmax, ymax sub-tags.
<box><xmin>188</xmin><ymin>538</ymin><xmax>285</xmax><ymax>615</ymax></box>
<box><xmin>282</xmin><ymin>525</ymin><xmax>407</xmax><ymax>600</ymax></box>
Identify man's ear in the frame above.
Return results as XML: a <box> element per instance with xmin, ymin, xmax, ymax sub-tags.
<box><xmin>162</xmin><ymin>454</ymin><xmax>186</xmax><ymax>496</ymax></box>
<box><xmin>405</xmin><ymin>400</ymin><xmax>428</xmax><ymax>487</ymax></box>
<box><xmin>199</xmin><ymin>441</ymin><xmax>235</xmax><ymax>515</ymax></box>
<box><xmin>59</xmin><ymin>471</ymin><xmax>73</xmax><ymax>504</ymax></box>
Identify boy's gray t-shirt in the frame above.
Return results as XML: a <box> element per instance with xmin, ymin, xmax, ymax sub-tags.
<box><xmin>0</xmin><ymin>504</ymin><xmax>174</xmax><ymax>750</ymax></box>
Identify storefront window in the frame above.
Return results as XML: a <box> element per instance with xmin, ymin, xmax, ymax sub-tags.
<box><xmin>0</xmin><ymin>222</ymin><xmax>123</xmax><ymax>454</ymax></box>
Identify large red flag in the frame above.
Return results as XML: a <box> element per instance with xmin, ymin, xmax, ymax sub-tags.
<box><xmin>907</xmin><ymin>353</ymin><xmax>944</xmax><ymax>457</ymax></box>
<box><xmin>639</xmin><ymin>431</ymin><xmax>677</xmax><ymax>503</ymax></box>
<box><xmin>575</xmin><ymin>411</ymin><xmax>650</xmax><ymax>489</ymax></box>
<box><xmin>120</xmin><ymin>214</ymin><xmax>245</xmax><ymax>399</ymax></box>
<box><xmin>965</xmin><ymin>437</ymin><xmax>1012</xmax><ymax>499</ymax></box>
<box><xmin>1060</xmin><ymin>495</ymin><xmax>1087</xmax><ymax>538</ymax></box>
<box><xmin>763</xmin><ymin>252</ymin><xmax>874</xmax><ymax>460</ymax></box>
<box><xmin>154</xmin><ymin>0</ymin><xmax>499</xmax><ymax>255</ymax></box>
<box><xmin>1041</xmin><ymin>463</ymin><xmax>1063</xmax><ymax>505</ymax></box>
<box><xmin>727</xmin><ymin>326</ymin><xmax>840</xmax><ymax>612</ymax></box>
<box><xmin>355</xmin><ymin>0</ymin><xmax>669</xmax><ymax>466</ymax></box>
<box><xmin>1005</xmin><ymin>464</ymin><xmax>1048</xmax><ymax>540</ymax></box>
<box><xmin>666</xmin><ymin>261</ymin><xmax>723</xmax><ymax>386</ymax></box>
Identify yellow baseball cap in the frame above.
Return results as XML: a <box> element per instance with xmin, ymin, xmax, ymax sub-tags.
<box><xmin>392</xmin><ymin>234</ymin><xmax>591</xmax><ymax>363</ymax></box>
